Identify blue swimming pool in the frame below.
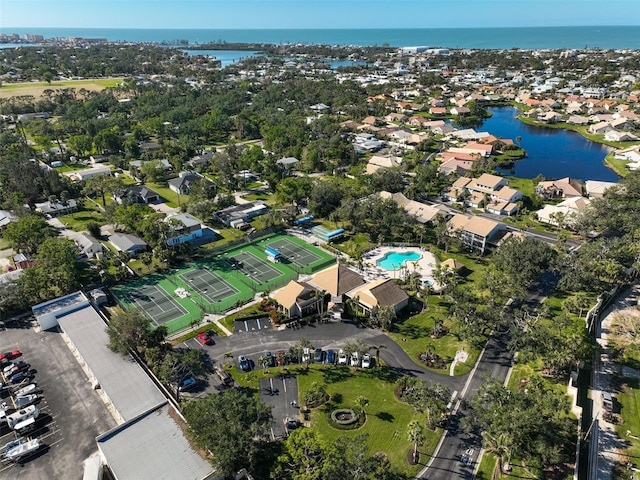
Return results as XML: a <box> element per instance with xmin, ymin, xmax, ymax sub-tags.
<box><xmin>376</xmin><ymin>251</ymin><xmax>422</xmax><ymax>271</ymax></box>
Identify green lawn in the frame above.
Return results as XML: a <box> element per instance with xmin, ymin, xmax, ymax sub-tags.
<box><xmin>147</xmin><ymin>182</ymin><xmax>184</xmax><ymax>208</ymax></box>
<box><xmin>0</xmin><ymin>237</ymin><xmax>10</xmax><ymax>250</ymax></box>
<box><xmin>605</xmin><ymin>153</ymin><xmax>631</xmax><ymax>178</ymax></box>
<box><xmin>389</xmin><ymin>296</ymin><xmax>479</xmax><ymax>376</ymax></box>
<box><xmin>57</xmin><ymin>208</ymin><xmax>105</xmax><ymax>232</ymax></box>
<box><xmin>614</xmin><ymin>376</ymin><xmax>640</xmax><ymax>464</ymax></box>
<box><xmin>233</xmin><ymin>365</ymin><xmax>441</xmax><ymax>476</ymax></box>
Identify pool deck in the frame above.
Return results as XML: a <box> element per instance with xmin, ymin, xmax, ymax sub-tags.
<box><xmin>362</xmin><ymin>246</ymin><xmax>440</xmax><ymax>290</ymax></box>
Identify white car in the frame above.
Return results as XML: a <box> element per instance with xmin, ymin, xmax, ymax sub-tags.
<box><xmin>350</xmin><ymin>352</ymin><xmax>359</xmax><ymax>367</ymax></box>
<box><xmin>361</xmin><ymin>354</ymin><xmax>371</xmax><ymax>369</ymax></box>
<box><xmin>302</xmin><ymin>348</ymin><xmax>312</xmax><ymax>363</ymax></box>
<box><xmin>337</xmin><ymin>350</ymin><xmax>348</xmax><ymax>365</ymax></box>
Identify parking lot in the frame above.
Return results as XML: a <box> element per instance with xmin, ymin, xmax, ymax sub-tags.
<box><xmin>233</xmin><ymin>317</ymin><xmax>271</xmax><ymax>334</ymax></box>
<box><xmin>0</xmin><ymin>316</ymin><xmax>116</xmax><ymax>479</ymax></box>
<box><xmin>259</xmin><ymin>376</ymin><xmax>300</xmax><ymax>440</ymax></box>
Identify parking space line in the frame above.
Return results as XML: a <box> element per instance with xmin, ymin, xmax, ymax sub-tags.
<box><xmin>256</xmin><ymin>319</ymin><xmax>261</xmax><ymax>330</ymax></box>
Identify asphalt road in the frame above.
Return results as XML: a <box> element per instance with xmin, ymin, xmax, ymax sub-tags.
<box><xmin>205</xmin><ymin>321</ymin><xmax>467</xmax><ymax>392</ymax></box>
<box><xmin>417</xmin><ymin>272</ymin><xmax>559</xmax><ymax>479</ymax></box>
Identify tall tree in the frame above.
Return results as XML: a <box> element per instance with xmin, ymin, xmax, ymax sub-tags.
<box><xmin>184</xmin><ymin>389</ymin><xmax>272</xmax><ymax>477</ymax></box>
<box><xmin>2</xmin><ymin>214</ymin><xmax>54</xmax><ymax>254</ymax></box>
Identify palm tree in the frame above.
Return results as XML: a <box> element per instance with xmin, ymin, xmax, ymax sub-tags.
<box><xmin>407</xmin><ymin>420</ymin><xmax>425</xmax><ymax>464</ymax></box>
<box><xmin>481</xmin><ymin>431</ymin><xmax>512</xmax><ymax>478</ymax></box>
<box><xmin>370</xmin><ymin>344</ymin><xmax>387</xmax><ymax>366</ymax></box>
<box><xmin>258</xmin><ymin>355</ymin><xmax>269</xmax><ymax>373</ymax></box>
<box><xmin>355</xmin><ymin>395</ymin><xmax>369</xmax><ymax>415</ymax></box>
<box><xmin>223</xmin><ymin>352</ymin><xmax>233</xmax><ymax>367</ymax></box>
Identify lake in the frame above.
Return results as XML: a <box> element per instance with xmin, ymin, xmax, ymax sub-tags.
<box><xmin>481</xmin><ymin>107</ymin><xmax>618</xmax><ymax>182</ymax></box>
<box><xmin>181</xmin><ymin>49</ymin><xmax>367</xmax><ymax>69</ymax></box>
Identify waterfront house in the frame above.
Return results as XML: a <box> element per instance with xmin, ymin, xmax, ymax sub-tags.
<box><xmin>605</xmin><ymin>130</ymin><xmax>639</xmax><ymax>142</ymax></box>
<box><xmin>535</xmin><ymin>177</ymin><xmax>583</xmax><ymax>199</ymax></box>
<box><xmin>585</xmin><ymin>180</ymin><xmax>618</xmax><ymax>199</ymax></box>
<box><xmin>588</xmin><ymin>122</ymin><xmax>613</xmax><ymax>135</ymax></box>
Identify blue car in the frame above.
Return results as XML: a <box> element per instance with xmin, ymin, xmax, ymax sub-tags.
<box><xmin>326</xmin><ymin>349</ymin><xmax>335</xmax><ymax>364</ymax></box>
<box><xmin>178</xmin><ymin>377</ymin><xmax>197</xmax><ymax>392</ymax></box>
<box><xmin>9</xmin><ymin>371</ymin><xmax>34</xmax><ymax>384</ymax></box>
<box><xmin>239</xmin><ymin>355</ymin><xmax>251</xmax><ymax>372</ymax></box>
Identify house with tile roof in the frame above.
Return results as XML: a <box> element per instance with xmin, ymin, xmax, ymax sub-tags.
<box><xmin>346</xmin><ymin>278</ymin><xmax>409</xmax><ymax>314</ymax></box>
<box><xmin>447</xmin><ymin>213</ymin><xmax>506</xmax><ymax>254</ymax></box>
<box><xmin>535</xmin><ymin>177</ymin><xmax>583</xmax><ymax>199</ymax></box>
<box><xmin>272</xmin><ymin>280</ymin><xmax>323</xmax><ymax>318</ymax></box>
<box><xmin>310</xmin><ymin>264</ymin><xmax>365</xmax><ymax>298</ymax></box>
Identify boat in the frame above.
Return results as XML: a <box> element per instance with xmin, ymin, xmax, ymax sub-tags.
<box><xmin>0</xmin><ymin>438</ymin><xmax>25</xmax><ymax>457</ymax></box>
<box><xmin>14</xmin><ymin>394</ymin><xmax>38</xmax><ymax>409</ymax></box>
<box><xmin>13</xmin><ymin>383</ymin><xmax>38</xmax><ymax>397</ymax></box>
<box><xmin>4</xmin><ymin>438</ymin><xmax>41</xmax><ymax>461</ymax></box>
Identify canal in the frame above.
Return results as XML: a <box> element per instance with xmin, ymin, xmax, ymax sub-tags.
<box><xmin>481</xmin><ymin>107</ymin><xmax>619</xmax><ymax>182</ymax></box>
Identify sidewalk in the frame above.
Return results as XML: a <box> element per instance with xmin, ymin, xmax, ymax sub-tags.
<box><xmin>591</xmin><ymin>284</ymin><xmax>640</xmax><ymax>480</ymax></box>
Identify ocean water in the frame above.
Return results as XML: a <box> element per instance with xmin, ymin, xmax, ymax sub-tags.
<box><xmin>3</xmin><ymin>26</ymin><xmax>640</xmax><ymax>49</ymax></box>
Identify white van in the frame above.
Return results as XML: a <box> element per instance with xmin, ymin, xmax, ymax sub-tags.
<box><xmin>6</xmin><ymin>405</ymin><xmax>39</xmax><ymax>430</ymax></box>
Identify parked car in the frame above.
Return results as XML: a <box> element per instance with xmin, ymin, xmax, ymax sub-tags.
<box><xmin>13</xmin><ymin>384</ymin><xmax>39</xmax><ymax>398</ymax></box>
<box><xmin>197</xmin><ymin>331</ymin><xmax>215</xmax><ymax>345</ymax></box>
<box><xmin>5</xmin><ymin>362</ymin><xmax>30</xmax><ymax>376</ymax></box>
<box><xmin>302</xmin><ymin>348</ymin><xmax>312</xmax><ymax>364</ymax></box>
<box><xmin>284</xmin><ymin>417</ymin><xmax>299</xmax><ymax>430</ymax></box>
<box><xmin>263</xmin><ymin>351</ymin><xmax>275</xmax><ymax>368</ymax></box>
<box><xmin>326</xmin><ymin>349</ymin><xmax>335</xmax><ymax>365</ymax></box>
<box><xmin>0</xmin><ymin>350</ymin><xmax>21</xmax><ymax>363</ymax></box>
<box><xmin>361</xmin><ymin>354</ymin><xmax>371</xmax><ymax>369</ymax></box>
<box><xmin>338</xmin><ymin>350</ymin><xmax>348</xmax><ymax>365</ymax></box>
<box><xmin>239</xmin><ymin>355</ymin><xmax>251</xmax><ymax>372</ymax></box>
<box><xmin>314</xmin><ymin>348</ymin><xmax>324</xmax><ymax>363</ymax></box>
<box><xmin>350</xmin><ymin>352</ymin><xmax>360</xmax><ymax>367</ymax></box>
<box><xmin>178</xmin><ymin>377</ymin><xmax>198</xmax><ymax>392</ymax></box>
<box><xmin>3</xmin><ymin>361</ymin><xmax>28</xmax><ymax>375</ymax></box>
<box><xmin>9</xmin><ymin>372</ymin><xmax>34</xmax><ymax>384</ymax></box>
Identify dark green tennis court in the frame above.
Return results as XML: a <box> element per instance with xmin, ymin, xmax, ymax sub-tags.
<box><xmin>178</xmin><ymin>268</ymin><xmax>239</xmax><ymax>304</ymax></box>
<box><xmin>126</xmin><ymin>284</ymin><xmax>188</xmax><ymax>326</ymax></box>
<box><xmin>265</xmin><ymin>238</ymin><xmax>322</xmax><ymax>267</ymax></box>
<box><xmin>230</xmin><ymin>251</ymin><xmax>284</xmax><ymax>284</ymax></box>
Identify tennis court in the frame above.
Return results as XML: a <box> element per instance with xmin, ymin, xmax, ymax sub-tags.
<box><xmin>179</xmin><ymin>268</ymin><xmax>239</xmax><ymax>304</ymax></box>
<box><xmin>126</xmin><ymin>284</ymin><xmax>188</xmax><ymax>326</ymax></box>
<box><xmin>265</xmin><ymin>238</ymin><xmax>322</xmax><ymax>267</ymax></box>
<box><xmin>231</xmin><ymin>251</ymin><xmax>284</xmax><ymax>284</ymax></box>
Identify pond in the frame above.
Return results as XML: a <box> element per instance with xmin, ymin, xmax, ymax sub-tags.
<box><xmin>181</xmin><ymin>49</ymin><xmax>260</xmax><ymax>67</ymax></box>
<box><xmin>481</xmin><ymin>107</ymin><xmax>618</xmax><ymax>182</ymax></box>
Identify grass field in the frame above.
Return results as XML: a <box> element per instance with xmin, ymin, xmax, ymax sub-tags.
<box><xmin>614</xmin><ymin>376</ymin><xmax>640</xmax><ymax>463</ymax></box>
<box><xmin>0</xmin><ymin>77</ymin><xmax>124</xmax><ymax>99</ymax></box>
<box><xmin>231</xmin><ymin>364</ymin><xmax>440</xmax><ymax>477</ymax></box>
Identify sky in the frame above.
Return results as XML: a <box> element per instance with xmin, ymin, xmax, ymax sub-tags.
<box><xmin>1</xmin><ymin>0</ymin><xmax>640</xmax><ymax>29</ymax></box>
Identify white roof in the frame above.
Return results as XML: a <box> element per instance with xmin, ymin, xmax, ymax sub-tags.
<box><xmin>56</xmin><ymin>304</ymin><xmax>166</xmax><ymax>422</ymax></box>
<box><xmin>96</xmin><ymin>403</ymin><xmax>215</xmax><ymax>480</ymax></box>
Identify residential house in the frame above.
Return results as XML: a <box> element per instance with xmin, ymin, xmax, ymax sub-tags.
<box><xmin>352</xmin><ymin>133</ymin><xmax>385</xmax><ymax>153</ymax></box>
<box><xmin>385</xmin><ymin>112</ymin><xmax>408</xmax><ymax>123</ymax></box>
<box><xmin>164</xmin><ymin>213</ymin><xmax>203</xmax><ymax>247</ymax></box>
<box><xmin>535</xmin><ymin>177</ymin><xmax>583</xmax><ymax>199</ymax></box>
<box><xmin>13</xmin><ymin>253</ymin><xmax>34</xmax><ymax>269</ymax></box>
<box><xmin>185</xmin><ymin>151</ymin><xmax>216</xmax><ymax>169</ymax></box>
<box><xmin>450</xmin><ymin>106</ymin><xmax>471</xmax><ymax>116</ymax></box>
<box><xmin>35</xmin><ymin>199</ymin><xmax>78</xmax><ymax>217</ymax></box>
<box><xmin>585</xmin><ymin>180</ymin><xmax>618</xmax><ymax>199</ymax></box>
<box><xmin>536</xmin><ymin>196</ymin><xmax>592</xmax><ymax>228</ymax></box>
<box><xmin>485</xmin><ymin>200</ymin><xmax>520</xmax><ymax>216</ymax></box>
<box><xmin>168</xmin><ymin>172</ymin><xmax>215</xmax><ymax>196</ymax></box>
<box><xmin>566</xmin><ymin>115</ymin><xmax>590</xmax><ymax>125</ymax></box>
<box><xmin>379</xmin><ymin>191</ymin><xmax>450</xmax><ymax>224</ymax></box>
<box><xmin>537</xmin><ymin>111</ymin><xmax>561</xmax><ymax>123</ymax></box>
<box><xmin>366</xmin><ymin>155</ymin><xmax>403</xmax><ymax>174</ymax></box>
<box><xmin>438</xmin><ymin>158</ymin><xmax>474</xmax><ymax>176</ymax></box>
<box><xmin>75</xmin><ymin>233</ymin><xmax>105</xmax><ymax>259</ymax></box>
<box><xmin>589</xmin><ymin>122</ymin><xmax>614</xmax><ymax>135</ymax></box>
<box><xmin>139</xmin><ymin>142</ymin><xmax>162</xmax><ymax>154</ymax></box>
<box><xmin>429</xmin><ymin>107</ymin><xmax>447</xmax><ymax>116</ymax></box>
<box><xmin>64</xmin><ymin>165</ymin><xmax>111</xmax><ymax>182</ymax></box>
<box><xmin>109</xmin><ymin>233</ymin><xmax>148</xmax><ymax>256</ymax></box>
<box><xmin>276</xmin><ymin>157</ymin><xmax>300</xmax><ymax>175</ymax></box>
<box><xmin>214</xmin><ymin>201</ymin><xmax>269</xmax><ymax>226</ymax></box>
<box><xmin>346</xmin><ymin>278</ymin><xmax>409</xmax><ymax>314</ymax></box>
<box><xmin>447</xmin><ymin>213</ymin><xmax>506</xmax><ymax>254</ymax></box>
<box><xmin>604</xmin><ymin>130</ymin><xmax>639</xmax><ymax>142</ymax></box>
<box><xmin>90</xmin><ymin>154</ymin><xmax>109</xmax><ymax>164</ymax></box>
<box><xmin>0</xmin><ymin>209</ymin><xmax>16</xmax><ymax>232</ymax></box>
<box><xmin>113</xmin><ymin>185</ymin><xmax>161</xmax><ymax>205</ymax></box>
<box><xmin>272</xmin><ymin>280</ymin><xmax>323</xmax><ymax>318</ymax></box>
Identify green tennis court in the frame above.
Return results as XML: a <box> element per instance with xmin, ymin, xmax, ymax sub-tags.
<box><xmin>231</xmin><ymin>251</ymin><xmax>284</xmax><ymax>284</ymax></box>
<box><xmin>179</xmin><ymin>268</ymin><xmax>239</xmax><ymax>304</ymax></box>
<box><xmin>265</xmin><ymin>238</ymin><xmax>322</xmax><ymax>267</ymax></box>
<box><xmin>126</xmin><ymin>284</ymin><xmax>188</xmax><ymax>326</ymax></box>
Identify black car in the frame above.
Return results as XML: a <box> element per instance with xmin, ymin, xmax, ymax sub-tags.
<box><xmin>9</xmin><ymin>371</ymin><xmax>34</xmax><ymax>384</ymax></box>
<box><xmin>314</xmin><ymin>348</ymin><xmax>324</xmax><ymax>363</ymax></box>
<box><xmin>264</xmin><ymin>351</ymin><xmax>275</xmax><ymax>368</ymax></box>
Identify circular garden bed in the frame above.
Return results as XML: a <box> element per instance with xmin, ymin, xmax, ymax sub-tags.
<box><xmin>328</xmin><ymin>408</ymin><xmax>366</xmax><ymax>430</ymax></box>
